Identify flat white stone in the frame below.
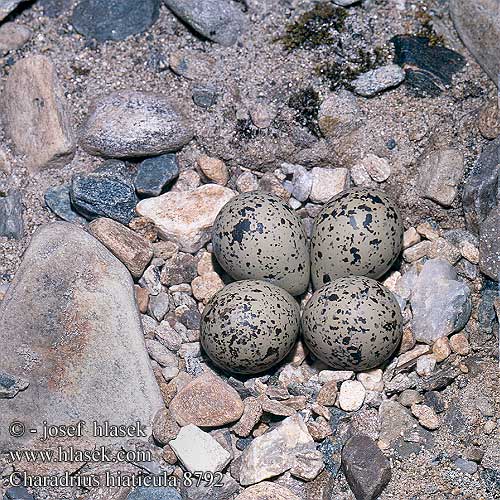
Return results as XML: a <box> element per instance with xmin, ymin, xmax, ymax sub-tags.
<box><xmin>338</xmin><ymin>380</ymin><xmax>366</xmax><ymax>412</ymax></box>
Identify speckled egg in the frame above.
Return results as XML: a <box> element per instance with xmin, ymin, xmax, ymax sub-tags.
<box><xmin>302</xmin><ymin>276</ymin><xmax>403</xmax><ymax>371</ymax></box>
<box><xmin>201</xmin><ymin>280</ymin><xmax>300</xmax><ymax>374</ymax></box>
<box><xmin>311</xmin><ymin>187</ymin><xmax>403</xmax><ymax>290</ymax></box>
<box><xmin>212</xmin><ymin>192</ymin><xmax>310</xmax><ymax>296</ymax></box>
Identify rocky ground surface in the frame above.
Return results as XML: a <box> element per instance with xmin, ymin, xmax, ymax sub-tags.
<box><xmin>0</xmin><ymin>0</ymin><xmax>499</xmax><ymax>499</ymax></box>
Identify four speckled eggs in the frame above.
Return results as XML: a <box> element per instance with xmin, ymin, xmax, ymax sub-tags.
<box><xmin>201</xmin><ymin>187</ymin><xmax>405</xmax><ymax>374</ymax></box>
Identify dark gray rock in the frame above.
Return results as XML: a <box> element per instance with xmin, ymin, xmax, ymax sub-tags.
<box><xmin>454</xmin><ymin>457</ymin><xmax>478</xmax><ymax>474</ymax></box>
<box><xmin>135</xmin><ymin>154</ymin><xmax>179</xmax><ymax>197</ymax></box>
<box><xmin>479</xmin><ymin>207</ymin><xmax>500</xmax><ymax>281</ymax></box>
<box><xmin>70</xmin><ymin>160</ymin><xmax>138</xmax><ymax>224</ymax></box>
<box><xmin>44</xmin><ymin>184</ymin><xmax>87</xmax><ymax>224</ymax></box>
<box><xmin>0</xmin><ymin>190</ymin><xmax>23</xmax><ymax>239</ymax></box>
<box><xmin>4</xmin><ymin>486</ymin><xmax>34</xmax><ymax>500</ymax></box>
<box><xmin>319</xmin><ymin>437</ymin><xmax>342</xmax><ymax>475</ymax></box>
<box><xmin>80</xmin><ymin>91</ymin><xmax>193</xmax><ymax>158</ymax></box>
<box><xmin>179</xmin><ymin>306</ymin><xmax>201</xmax><ymax>330</ymax></box>
<box><xmin>192</xmin><ymin>84</ymin><xmax>217</xmax><ymax>108</ymax></box>
<box><xmin>164</xmin><ymin>0</ymin><xmax>246</xmax><ymax>46</ymax></box>
<box><xmin>462</xmin><ymin>137</ymin><xmax>500</xmax><ymax>234</ymax></box>
<box><xmin>450</xmin><ymin>0</ymin><xmax>500</xmax><ymax>86</ymax></box>
<box><xmin>161</xmin><ymin>253</ymin><xmax>198</xmax><ymax>286</ymax></box>
<box><xmin>423</xmin><ymin>391</ymin><xmax>446</xmax><ymax>414</ymax></box>
<box><xmin>72</xmin><ymin>0</ymin><xmax>160</xmax><ymax>41</ymax></box>
<box><xmin>0</xmin><ymin>222</ymin><xmax>163</xmax><ymax>454</ymax></box>
<box><xmin>479</xmin><ymin>280</ymin><xmax>499</xmax><ymax>338</ymax></box>
<box><xmin>341</xmin><ymin>435</ymin><xmax>391</xmax><ymax>500</ymax></box>
<box><xmin>127</xmin><ymin>486</ymin><xmax>181</xmax><ymax>500</ymax></box>
<box><xmin>392</xmin><ymin>35</ymin><xmax>465</xmax><ymax>97</ymax></box>
<box><xmin>0</xmin><ymin>371</ymin><xmax>29</xmax><ymax>399</ymax></box>
<box><xmin>39</xmin><ymin>0</ymin><xmax>74</xmax><ymax>17</ymax></box>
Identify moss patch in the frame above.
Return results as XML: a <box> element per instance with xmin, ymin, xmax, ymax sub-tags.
<box><xmin>288</xmin><ymin>86</ymin><xmax>322</xmax><ymax>137</ymax></box>
<box><xmin>415</xmin><ymin>9</ymin><xmax>445</xmax><ymax>47</ymax></box>
<box><xmin>280</xmin><ymin>3</ymin><xmax>348</xmax><ymax>50</ymax></box>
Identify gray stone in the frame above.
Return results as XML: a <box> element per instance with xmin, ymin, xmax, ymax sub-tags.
<box><xmin>72</xmin><ymin>0</ymin><xmax>160</xmax><ymax>41</ymax></box>
<box><xmin>3</xmin><ymin>55</ymin><xmax>75</xmax><ymax>172</ymax></box>
<box><xmin>0</xmin><ymin>0</ymin><xmax>27</xmax><ymax>21</ymax></box>
<box><xmin>454</xmin><ymin>457</ymin><xmax>478</xmax><ymax>474</ymax></box>
<box><xmin>145</xmin><ymin>339</ymin><xmax>177</xmax><ymax>367</ymax></box>
<box><xmin>39</xmin><ymin>0</ymin><xmax>74</xmax><ymax>17</ymax></box>
<box><xmin>281</xmin><ymin>163</ymin><xmax>312</xmax><ymax>202</ymax></box>
<box><xmin>235</xmin><ymin>482</ymin><xmax>301</xmax><ymax>500</ymax></box>
<box><xmin>80</xmin><ymin>91</ymin><xmax>193</xmax><ymax>158</ymax></box>
<box><xmin>342</xmin><ymin>435</ymin><xmax>391</xmax><ymax>500</ymax></box>
<box><xmin>192</xmin><ymin>84</ymin><xmax>217</xmax><ymax>108</ymax></box>
<box><xmin>462</xmin><ymin>137</ymin><xmax>500</xmax><ymax>233</ymax></box>
<box><xmin>127</xmin><ymin>487</ymin><xmax>181</xmax><ymax>500</ymax></box>
<box><xmin>318</xmin><ymin>90</ymin><xmax>362</xmax><ymax>139</ymax></box>
<box><xmin>411</xmin><ymin>259</ymin><xmax>472</xmax><ymax>344</ymax></box>
<box><xmin>479</xmin><ymin>207</ymin><xmax>500</xmax><ymax>281</ymax></box>
<box><xmin>135</xmin><ymin>154</ymin><xmax>179</xmax><ymax>197</ymax></box>
<box><xmin>0</xmin><ymin>22</ymin><xmax>31</xmax><ymax>56</ymax></box>
<box><xmin>0</xmin><ymin>222</ymin><xmax>163</xmax><ymax>454</ymax></box>
<box><xmin>0</xmin><ymin>191</ymin><xmax>24</xmax><ymax>240</ymax></box>
<box><xmin>148</xmin><ymin>291</ymin><xmax>170</xmax><ymax>321</ymax></box>
<box><xmin>353</xmin><ymin>64</ymin><xmax>405</xmax><ymax>97</ymax></box>
<box><xmin>0</xmin><ymin>371</ymin><xmax>29</xmax><ymax>399</ymax></box>
<box><xmin>164</xmin><ymin>0</ymin><xmax>246</xmax><ymax>46</ymax></box>
<box><xmin>418</xmin><ymin>148</ymin><xmax>464</xmax><ymax>207</ymax></box>
<box><xmin>4</xmin><ymin>487</ymin><xmax>34</xmax><ymax>500</ymax></box>
<box><xmin>450</xmin><ymin>0</ymin><xmax>500</xmax><ymax>85</ymax></box>
<box><xmin>482</xmin><ymin>443</ymin><xmax>500</xmax><ymax>472</ymax></box>
<box><xmin>44</xmin><ymin>184</ymin><xmax>87</xmax><ymax>225</ymax></box>
<box><xmin>70</xmin><ymin>160</ymin><xmax>138</xmax><ymax>224</ymax></box>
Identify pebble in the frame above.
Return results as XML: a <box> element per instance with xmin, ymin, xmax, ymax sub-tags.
<box><xmin>127</xmin><ymin>487</ymin><xmax>181</xmax><ymax>500</ymax></box>
<box><xmin>411</xmin><ymin>259</ymin><xmax>472</xmax><ymax>344</ymax></box>
<box><xmin>153</xmin><ymin>240</ymin><xmax>178</xmax><ymax>260</ymax></box>
<box><xmin>353</xmin><ymin>64</ymin><xmax>405</xmax><ymax>97</ymax></box>
<box><xmin>235</xmin><ymin>482</ymin><xmax>300</xmax><ymax>500</ymax></box>
<box><xmin>259</xmin><ymin>172</ymin><xmax>291</xmax><ymax>200</ymax></box>
<box><xmin>162</xmin><ymin>366</ymin><xmax>179</xmax><ymax>382</ymax></box>
<box><xmin>0</xmin><ymin>371</ymin><xmax>29</xmax><ymax>399</ymax></box>
<box><xmin>398</xmin><ymin>327</ymin><xmax>416</xmax><ymax>354</ymax></box>
<box><xmin>484</xmin><ymin>420</ymin><xmax>497</xmax><ymax>435</ymax></box>
<box><xmin>0</xmin><ymin>1</ymin><xmax>25</xmax><ymax>21</ymax></box>
<box><xmin>169</xmin><ymin>50</ymin><xmax>216</xmax><ymax>81</ymax></box>
<box><xmin>350</xmin><ymin>163</ymin><xmax>375</xmax><ymax>188</ymax></box>
<box><xmin>403</xmin><ymin>240</ymin><xmax>430</xmax><ymax>262</ymax></box>
<box><xmin>3</xmin><ymin>487</ymin><xmax>34</xmax><ymax>500</ymax></box>
<box><xmin>398</xmin><ymin>389</ymin><xmax>423</xmax><ymax>408</ymax></box>
<box><xmin>259</xmin><ymin>395</ymin><xmax>296</xmax><ymax>417</ymax></box>
<box><xmin>80</xmin><ymin>91</ymin><xmax>193</xmax><ymax>158</ymax></box>
<box><xmin>427</xmin><ymin>237</ymin><xmax>461</xmax><ymax>265</ymax></box>
<box><xmin>71</xmin><ymin>161</ymin><xmax>138</xmax><ymax>224</ymax></box>
<box><xmin>4</xmin><ymin>55</ymin><xmax>75</xmax><ymax>171</ymax></box>
<box><xmin>357</xmin><ymin>369</ymin><xmax>384</xmax><ymax>392</ymax></box>
<box><xmin>170</xmin><ymin>373</ymin><xmax>244</xmax><ymax>427</ymax></box>
<box><xmin>479</xmin><ymin>207</ymin><xmax>500</xmax><ymax>281</ymax></box>
<box><xmin>44</xmin><ymin>184</ymin><xmax>87</xmax><ymax>225</ymax></box>
<box><xmin>140</xmin><ymin>263</ymin><xmax>163</xmax><ymax>295</ymax></box>
<box><xmin>250</xmin><ymin>103</ymin><xmax>274</xmax><ymax>129</ymax></box>
<box><xmin>309</xmin><ymin>167</ymin><xmax>350</xmax><ymax>203</ymax></box>
<box><xmin>319</xmin><ymin>370</ymin><xmax>353</xmax><ymax>384</ymax></box>
<box><xmin>0</xmin><ymin>190</ymin><xmax>24</xmax><ymax>240</ymax></box>
<box><xmin>232</xmin><ymin>397</ymin><xmax>263</xmax><ymax>438</ymax></box>
<box><xmin>361</xmin><ymin>154</ymin><xmax>391</xmax><ymax>182</ymax></box>
<box><xmin>152</xmin><ymin>408</ymin><xmax>180</xmax><ymax>446</ymax></box>
<box><xmin>0</xmin><ymin>22</ymin><xmax>31</xmax><ymax>55</ymax></box>
<box><xmin>170</xmin><ymin>424</ymin><xmax>231</xmax><ymax>473</ymax></box>
<box><xmin>423</xmin><ymin>391</ymin><xmax>446</xmax><ymax>414</ymax></box>
<box><xmin>171</xmin><ymin>170</ymin><xmax>201</xmax><ymax>192</ymax></box>
<box><xmin>161</xmin><ymin>253</ymin><xmax>198</xmax><ymax>286</ymax></box>
<box><xmin>164</xmin><ymin>0</ymin><xmax>246</xmax><ymax>46</ymax></box>
<box><xmin>135</xmin><ymin>154</ymin><xmax>180</xmax><ymax>197</ymax></box>
<box><xmin>281</xmin><ymin>163</ymin><xmax>312</xmax><ymax>202</ymax></box>
<box><xmin>146</xmin><ymin>339</ymin><xmax>178</xmax><ymax>367</ymax></box>
<box><xmin>192</xmin><ymin>83</ymin><xmax>217</xmax><ymax>108</ymax></box>
<box><xmin>318</xmin><ymin>90</ymin><xmax>362</xmax><ymax>139</ymax></box>
<box><xmin>338</xmin><ymin>380</ymin><xmax>366</xmax><ymax>412</ymax></box>
<box><xmin>416</xmin><ymin>355</ymin><xmax>436</xmax><ymax>377</ymax></box>
<box><xmin>478</xmin><ymin>99</ymin><xmax>500</xmax><ymax>139</ymax></box>
<box><xmin>454</xmin><ymin>458</ymin><xmax>478</xmax><ymax>475</ymax></box>
<box><xmin>416</xmin><ymin>221</ymin><xmax>441</xmax><ymax>241</ymax></box>
<box><xmin>411</xmin><ymin>404</ymin><xmax>440</xmax><ymax>430</ymax></box>
<box><xmin>432</xmin><ymin>337</ymin><xmax>452</xmax><ymax>362</ymax></box>
<box><xmin>89</xmin><ymin>218</ymin><xmax>153</xmax><ymax>278</ymax></box>
<box><xmin>449</xmin><ymin>333</ymin><xmax>470</xmax><ymax>355</ymax></box>
<box><xmin>378</xmin><ymin>400</ymin><xmax>417</xmax><ymax>450</ymax></box>
<box><xmin>418</xmin><ymin>148</ymin><xmax>464</xmax><ymax>207</ymax></box>
<box><xmin>459</xmin><ymin>240</ymin><xmax>480</xmax><ymax>264</ymax></box>
<box><xmin>236</xmin><ymin>171</ymin><xmax>259</xmax><ymax>193</ymax></box>
<box><xmin>191</xmin><ymin>272</ymin><xmax>224</xmax><ymax>304</ymax></box>
<box><xmin>317</xmin><ymin>381</ymin><xmax>338</xmax><ymax>406</ymax></box>
<box><xmin>196</xmin><ymin>155</ymin><xmax>229</xmax><ymax>185</ymax></box>
<box><xmin>148</xmin><ymin>291</ymin><xmax>171</xmax><ymax>322</ymax></box>
<box><xmin>397</xmin><ymin>344</ymin><xmax>430</xmax><ymax>368</ymax></box>
<box><xmin>136</xmin><ymin>184</ymin><xmax>235</xmax><ymax>253</ymax></box>
<box><xmin>341</xmin><ymin>435</ymin><xmax>392</xmax><ymax>500</ymax></box>
<box><xmin>291</xmin><ymin>449</ymin><xmax>325</xmax><ymax>481</ymax></box>
<box><xmin>239</xmin><ymin>414</ymin><xmax>316</xmax><ymax>486</ymax></box>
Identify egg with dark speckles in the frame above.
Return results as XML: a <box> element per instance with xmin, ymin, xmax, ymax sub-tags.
<box><xmin>302</xmin><ymin>276</ymin><xmax>403</xmax><ymax>371</ymax></box>
<box><xmin>311</xmin><ymin>188</ymin><xmax>403</xmax><ymax>290</ymax></box>
<box><xmin>212</xmin><ymin>192</ymin><xmax>310</xmax><ymax>296</ymax></box>
<box><xmin>201</xmin><ymin>280</ymin><xmax>300</xmax><ymax>374</ymax></box>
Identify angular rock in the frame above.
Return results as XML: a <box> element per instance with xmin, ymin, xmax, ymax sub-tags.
<box><xmin>145</xmin><ymin>339</ymin><xmax>177</xmax><ymax>367</ymax></box>
<box><xmin>170</xmin><ymin>373</ymin><xmax>244</xmax><ymax>427</ymax></box>
<box><xmin>318</xmin><ymin>90</ymin><xmax>362</xmax><ymax>139</ymax></box>
<box><xmin>170</xmin><ymin>424</ymin><xmax>231</xmax><ymax>473</ymax></box>
<box><xmin>0</xmin><ymin>190</ymin><xmax>24</xmax><ymax>240</ymax></box>
<box><xmin>89</xmin><ymin>218</ymin><xmax>153</xmax><ymax>278</ymax></box>
<box><xmin>191</xmin><ymin>272</ymin><xmax>224</xmax><ymax>304</ymax></box>
<box><xmin>161</xmin><ymin>253</ymin><xmax>198</xmax><ymax>285</ymax></box>
<box><xmin>235</xmin><ymin>482</ymin><xmax>301</xmax><ymax>500</ymax></box>
<box><xmin>152</xmin><ymin>408</ymin><xmax>180</xmax><ymax>446</ymax></box>
<box><xmin>341</xmin><ymin>435</ymin><xmax>391</xmax><ymax>500</ymax></box>
<box><xmin>290</xmin><ymin>449</ymin><xmax>324</xmax><ymax>481</ymax></box>
<box><xmin>0</xmin><ymin>371</ymin><xmax>29</xmax><ymax>399</ymax></box>
<box><xmin>148</xmin><ymin>291</ymin><xmax>170</xmax><ymax>322</ymax></box>
<box><xmin>135</xmin><ymin>154</ymin><xmax>179</xmax><ymax>197</ymax></box>
<box><xmin>356</xmin><ymin>154</ymin><xmax>391</xmax><ymax>183</ymax></box>
<box><xmin>0</xmin><ymin>222</ymin><xmax>163</xmax><ymax>453</ymax></box>
<box><xmin>44</xmin><ymin>184</ymin><xmax>87</xmax><ymax>225</ymax></box>
<box><xmin>450</xmin><ymin>0</ymin><xmax>500</xmax><ymax>85</ymax></box>
<box><xmin>232</xmin><ymin>397</ymin><xmax>263</xmax><ymax>437</ymax></box>
<box><xmin>72</xmin><ymin>0</ymin><xmax>160</xmax><ymax>42</ymax></box>
<box><xmin>3</xmin><ymin>487</ymin><xmax>34</xmax><ymax>500</ymax></box>
<box><xmin>353</xmin><ymin>64</ymin><xmax>405</xmax><ymax>97</ymax></box>
<box><xmin>411</xmin><ymin>259</ymin><xmax>472</xmax><ymax>344</ymax></box>
<box><xmin>393</xmin><ymin>35</ymin><xmax>465</xmax><ymax>97</ymax></box>
<box><xmin>136</xmin><ymin>184</ymin><xmax>235</xmax><ymax>253</ymax></box>
<box><xmin>79</xmin><ymin>91</ymin><xmax>194</xmax><ymax>158</ymax></box>
<box><xmin>70</xmin><ymin>161</ymin><xmax>138</xmax><ymax>224</ymax></box>
<box><xmin>196</xmin><ymin>155</ymin><xmax>229</xmax><ymax>186</ymax></box>
<box><xmin>478</xmin><ymin>99</ymin><xmax>500</xmax><ymax>139</ymax></box>
<box><xmin>411</xmin><ymin>404</ymin><xmax>440</xmax><ymax>430</ymax></box>
<box><xmin>309</xmin><ymin>167</ymin><xmax>349</xmax><ymax>203</ymax></box>
<box><xmin>480</xmin><ymin>207</ymin><xmax>500</xmax><ymax>281</ymax></box>
<box><xmin>0</xmin><ymin>0</ymin><xmax>27</xmax><ymax>21</ymax></box>
<box><xmin>164</xmin><ymin>0</ymin><xmax>246</xmax><ymax>46</ymax></box>
<box><xmin>0</xmin><ymin>22</ymin><xmax>31</xmax><ymax>55</ymax></box>
<box><xmin>3</xmin><ymin>55</ymin><xmax>75</xmax><ymax>171</ymax></box>
<box><xmin>239</xmin><ymin>414</ymin><xmax>316</xmax><ymax>486</ymax></box>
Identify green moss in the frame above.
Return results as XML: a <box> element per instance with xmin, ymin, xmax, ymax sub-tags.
<box><xmin>415</xmin><ymin>9</ymin><xmax>445</xmax><ymax>47</ymax></box>
<box><xmin>288</xmin><ymin>86</ymin><xmax>322</xmax><ymax>137</ymax></box>
<box><xmin>280</xmin><ymin>3</ymin><xmax>348</xmax><ymax>50</ymax></box>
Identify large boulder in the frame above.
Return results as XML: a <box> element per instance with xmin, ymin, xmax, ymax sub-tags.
<box><xmin>0</xmin><ymin>223</ymin><xmax>163</xmax><ymax>458</ymax></box>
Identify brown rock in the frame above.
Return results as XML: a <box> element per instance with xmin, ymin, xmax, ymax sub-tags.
<box><xmin>191</xmin><ymin>271</ymin><xmax>224</xmax><ymax>303</ymax></box>
<box><xmin>317</xmin><ymin>381</ymin><xmax>338</xmax><ymax>406</ymax></box>
<box><xmin>232</xmin><ymin>397</ymin><xmax>263</xmax><ymax>437</ymax></box>
<box><xmin>449</xmin><ymin>333</ymin><xmax>470</xmax><ymax>356</ymax></box>
<box><xmin>134</xmin><ymin>285</ymin><xmax>149</xmax><ymax>313</ymax></box>
<box><xmin>259</xmin><ymin>395</ymin><xmax>296</xmax><ymax>417</ymax></box>
<box><xmin>89</xmin><ymin>218</ymin><xmax>153</xmax><ymax>278</ymax></box>
<box><xmin>3</xmin><ymin>55</ymin><xmax>75</xmax><ymax>171</ymax></box>
<box><xmin>170</xmin><ymin>373</ymin><xmax>244</xmax><ymax>427</ymax></box>
<box><xmin>0</xmin><ymin>22</ymin><xmax>31</xmax><ymax>55</ymax></box>
<box><xmin>235</xmin><ymin>482</ymin><xmax>301</xmax><ymax>500</ymax></box>
<box><xmin>196</xmin><ymin>155</ymin><xmax>229</xmax><ymax>185</ymax></box>
<box><xmin>162</xmin><ymin>444</ymin><xmax>178</xmax><ymax>464</ymax></box>
<box><xmin>432</xmin><ymin>337</ymin><xmax>451</xmax><ymax>362</ymax></box>
<box><xmin>152</xmin><ymin>407</ymin><xmax>180</xmax><ymax>445</ymax></box>
<box><xmin>478</xmin><ymin>99</ymin><xmax>500</xmax><ymax>139</ymax></box>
